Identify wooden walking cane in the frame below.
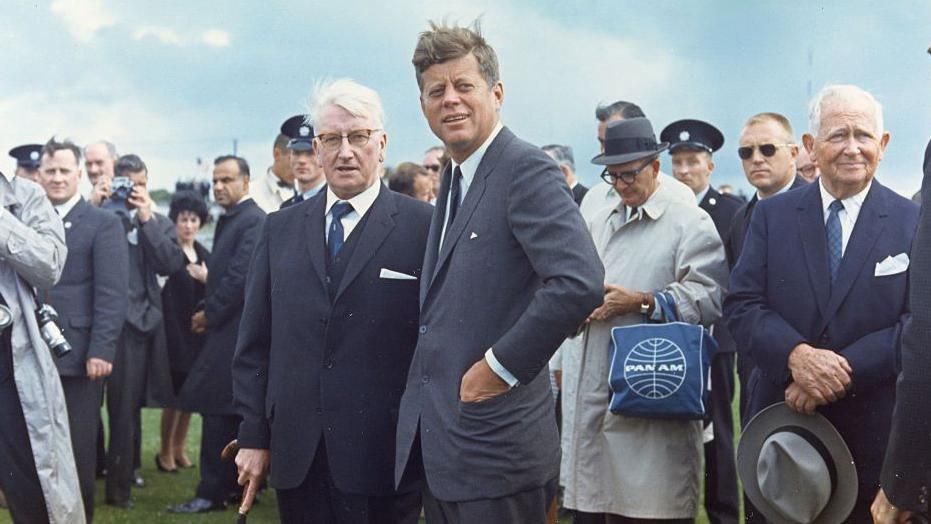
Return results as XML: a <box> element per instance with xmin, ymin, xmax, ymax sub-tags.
<box><xmin>221</xmin><ymin>439</ymin><xmax>254</xmax><ymax>524</ymax></box>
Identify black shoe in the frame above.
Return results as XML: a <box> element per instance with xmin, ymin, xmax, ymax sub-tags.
<box><xmin>105</xmin><ymin>498</ymin><xmax>133</xmax><ymax>509</ymax></box>
<box><xmin>133</xmin><ymin>471</ymin><xmax>146</xmax><ymax>488</ymax></box>
<box><xmin>155</xmin><ymin>453</ymin><xmax>178</xmax><ymax>473</ymax></box>
<box><xmin>167</xmin><ymin>497</ymin><xmax>226</xmax><ymax>514</ymax></box>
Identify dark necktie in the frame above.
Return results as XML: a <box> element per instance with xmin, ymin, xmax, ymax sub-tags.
<box><xmin>293</xmin><ymin>192</ymin><xmax>304</xmax><ymax>204</ymax></box>
<box><xmin>825</xmin><ymin>199</ymin><xmax>844</xmax><ymax>281</ymax></box>
<box><xmin>447</xmin><ymin>166</ymin><xmax>463</xmax><ymax>225</ymax></box>
<box><xmin>328</xmin><ymin>201</ymin><xmax>353</xmax><ymax>262</ymax></box>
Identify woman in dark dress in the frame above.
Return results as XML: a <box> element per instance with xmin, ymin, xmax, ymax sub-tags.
<box><xmin>157</xmin><ymin>191</ymin><xmax>210</xmax><ymax>472</ymax></box>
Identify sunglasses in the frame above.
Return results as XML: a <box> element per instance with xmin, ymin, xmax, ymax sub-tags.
<box><xmin>737</xmin><ymin>143</ymin><xmax>794</xmax><ymax>160</ymax></box>
<box><xmin>600</xmin><ymin>157</ymin><xmax>655</xmax><ymax>185</ymax></box>
<box><xmin>423</xmin><ymin>164</ymin><xmax>442</xmax><ymax>173</ymax></box>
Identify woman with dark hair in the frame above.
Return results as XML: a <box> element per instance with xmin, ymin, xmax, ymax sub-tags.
<box><xmin>156</xmin><ymin>191</ymin><xmax>210</xmax><ymax>472</ymax></box>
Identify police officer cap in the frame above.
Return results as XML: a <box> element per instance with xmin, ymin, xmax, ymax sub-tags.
<box><xmin>660</xmin><ymin>119</ymin><xmax>724</xmax><ymax>155</ymax></box>
<box><xmin>8</xmin><ymin>144</ymin><xmax>43</xmax><ymax>170</ymax></box>
<box><xmin>280</xmin><ymin>115</ymin><xmax>314</xmax><ymax>152</ymax></box>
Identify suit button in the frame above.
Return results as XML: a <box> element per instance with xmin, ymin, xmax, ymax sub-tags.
<box><xmin>419</xmin><ymin>325</ymin><xmax>427</xmax><ymax>334</ymax></box>
<box><xmin>422</xmin><ymin>375</ymin><xmax>430</xmax><ymax>384</ymax></box>
<box><xmin>315</xmin><ymin>408</ymin><xmax>322</xmax><ymax>414</ymax></box>
<box><xmin>922</xmin><ymin>486</ymin><xmax>929</xmax><ymax>495</ymax></box>
<box><xmin>326</xmin><ymin>361</ymin><xmax>334</xmax><ymax>369</ymax></box>
<box><xmin>920</xmin><ymin>495</ymin><xmax>927</xmax><ymax>505</ymax></box>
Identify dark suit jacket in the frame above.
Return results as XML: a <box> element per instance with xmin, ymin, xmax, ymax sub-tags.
<box><xmin>179</xmin><ymin>198</ymin><xmax>265</xmax><ymax>415</ymax></box>
<box><xmin>233</xmin><ymin>187</ymin><xmax>431</xmax><ymax>494</ymax></box>
<box><xmin>394</xmin><ymin>127</ymin><xmax>604</xmax><ymax>501</ymax></box>
<box><xmin>724</xmin><ymin>176</ymin><xmax>808</xmax><ymax>268</ymax></box>
<box><xmin>49</xmin><ymin>198</ymin><xmax>129</xmax><ymax>376</ymax></box>
<box><xmin>882</xmin><ymin>139</ymin><xmax>931</xmax><ymax>513</ymax></box>
<box><xmin>161</xmin><ymin>241</ymin><xmax>209</xmax><ymax>383</ymax></box>
<box><xmin>724</xmin><ymin>179</ymin><xmax>918</xmax><ymax>501</ymax></box>
<box><xmin>700</xmin><ymin>186</ymin><xmax>742</xmax><ymax>354</ymax></box>
<box><xmin>127</xmin><ymin>213</ymin><xmax>186</xmax><ymax>334</ymax></box>
<box><xmin>571</xmin><ymin>182</ymin><xmax>589</xmax><ymax>206</ymax></box>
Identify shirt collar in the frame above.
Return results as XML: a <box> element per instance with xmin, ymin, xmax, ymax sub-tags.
<box><xmin>695</xmin><ymin>185</ymin><xmax>710</xmax><ymax>205</ymax></box>
<box><xmin>301</xmin><ymin>181</ymin><xmax>326</xmax><ymax>200</ymax></box>
<box><xmin>450</xmin><ymin>121</ymin><xmax>503</xmax><ymax>188</ymax></box>
<box><xmin>756</xmin><ymin>176</ymin><xmax>796</xmax><ymax>200</ymax></box>
<box><xmin>54</xmin><ymin>192</ymin><xmax>82</xmax><ymax>218</ymax></box>
<box><xmin>326</xmin><ymin>179</ymin><xmax>381</xmax><ymax>218</ymax></box>
<box><xmin>819</xmin><ymin>177</ymin><xmax>871</xmax><ymax>217</ymax></box>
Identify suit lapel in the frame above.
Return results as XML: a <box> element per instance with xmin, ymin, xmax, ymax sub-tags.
<box><xmin>63</xmin><ymin>198</ymin><xmax>89</xmax><ymax>234</ymax></box>
<box><xmin>422</xmin><ymin>164</ymin><xmax>450</xmax><ymax>304</ymax></box>
<box><xmin>797</xmin><ymin>184</ymin><xmax>831</xmax><ymax>319</ymax></box>
<box><xmin>822</xmin><ymin>183</ymin><xmax>886</xmax><ymax>322</ymax></box>
<box><xmin>427</xmin><ymin>128</ymin><xmax>513</xmax><ymax>295</ymax></box>
<box><xmin>333</xmin><ymin>186</ymin><xmax>395</xmax><ymax>302</ymax></box>
<box><xmin>303</xmin><ymin>194</ymin><xmax>328</xmax><ymax>290</ymax></box>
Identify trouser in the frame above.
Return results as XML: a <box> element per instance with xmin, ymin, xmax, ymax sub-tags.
<box><xmin>105</xmin><ymin>326</ymin><xmax>149</xmax><ymax>503</ymax></box>
<box><xmin>278</xmin><ymin>439</ymin><xmax>422</xmax><ymax>524</ymax></box>
<box><xmin>0</xmin><ymin>325</ymin><xmax>49</xmax><ymax>524</ymax></box>
<box><xmin>61</xmin><ymin>375</ymin><xmax>104</xmax><ymax>522</ymax></box>
<box><xmin>195</xmin><ymin>414</ymin><xmax>241</xmax><ymax>503</ymax></box>
<box><xmin>703</xmin><ymin>352</ymin><xmax>739</xmax><ymax>524</ymax></box>
<box><xmin>423</xmin><ymin>476</ymin><xmax>558</xmax><ymax>524</ymax></box>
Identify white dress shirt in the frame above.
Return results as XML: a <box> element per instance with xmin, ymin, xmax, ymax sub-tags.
<box><xmin>53</xmin><ymin>192</ymin><xmax>82</xmax><ymax>219</ymax></box>
<box><xmin>324</xmin><ymin>180</ymin><xmax>381</xmax><ymax>243</ymax></box>
<box><xmin>819</xmin><ymin>178</ymin><xmax>871</xmax><ymax>256</ymax></box>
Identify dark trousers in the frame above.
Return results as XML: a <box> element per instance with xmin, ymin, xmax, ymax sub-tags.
<box><xmin>423</xmin><ymin>476</ymin><xmax>558</xmax><ymax>524</ymax></box>
<box><xmin>278</xmin><ymin>439</ymin><xmax>421</xmax><ymax>524</ymax></box>
<box><xmin>61</xmin><ymin>375</ymin><xmax>104</xmax><ymax>522</ymax></box>
<box><xmin>195</xmin><ymin>414</ymin><xmax>240</xmax><ymax>503</ymax></box>
<box><xmin>105</xmin><ymin>326</ymin><xmax>149</xmax><ymax>503</ymax></box>
<box><xmin>703</xmin><ymin>352</ymin><xmax>739</xmax><ymax>524</ymax></box>
<box><xmin>574</xmin><ymin>510</ymin><xmax>607</xmax><ymax>524</ymax></box>
<box><xmin>0</xmin><ymin>329</ymin><xmax>49</xmax><ymax>524</ymax></box>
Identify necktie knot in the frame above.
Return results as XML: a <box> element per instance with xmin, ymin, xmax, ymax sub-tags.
<box><xmin>331</xmin><ymin>201</ymin><xmax>353</xmax><ymax>220</ymax></box>
<box><xmin>829</xmin><ymin>199</ymin><xmax>844</xmax><ymax>214</ymax></box>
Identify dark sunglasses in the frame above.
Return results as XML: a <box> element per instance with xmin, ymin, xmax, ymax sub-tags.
<box><xmin>423</xmin><ymin>164</ymin><xmax>442</xmax><ymax>173</ymax></box>
<box><xmin>737</xmin><ymin>143</ymin><xmax>794</xmax><ymax>160</ymax></box>
<box><xmin>600</xmin><ymin>157</ymin><xmax>655</xmax><ymax>185</ymax></box>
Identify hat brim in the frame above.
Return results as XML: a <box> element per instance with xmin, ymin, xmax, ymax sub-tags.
<box><xmin>287</xmin><ymin>140</ymin><xmax>314</xmax><ymax>152</ymax></box>
<box><xmin>591</xmin><ymin>143</ymin><xmax>669</xmax><ymax>166</ymax></box>
<box><xmin>738</xmin><ymin>402</ymin><xmax>858</xmax><ymax>524</ymax></box>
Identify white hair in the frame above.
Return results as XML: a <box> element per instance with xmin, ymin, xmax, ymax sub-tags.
<box><xmin>308</xmin><ymin>78</ymin><xmax>385</xmax><ymax>130</ymax></box>
<box><xmin>808</xmin><ymin>84</ymin><xmax>884</xmax><ymax>137</ymax></box>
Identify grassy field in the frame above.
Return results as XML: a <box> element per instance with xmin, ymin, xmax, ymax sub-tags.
<box><xmin>1</xmin><ymin>395</ymin><xmax>742</xmax><ymax>523</ymax></box>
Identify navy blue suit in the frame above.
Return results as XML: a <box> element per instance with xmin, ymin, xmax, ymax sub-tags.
<box><xmin>725</xmin><ymin>179</ymin><xmax>918</xmax><ymax>510</ymax></box>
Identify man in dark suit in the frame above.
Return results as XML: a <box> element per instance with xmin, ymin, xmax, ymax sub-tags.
<box><xmin>170</xmin><ymin>155</ymin><xmax>265</xmax><ymax>514</ymax></box>
<box><xmin>37</xmin><ymin>138</ymin><xmax>129</xmax><ymax>521</ymax></box>
<box><xmin>394</xmin><ymin>22</ymin><xmax>603</xmax><ymax>523</ymax></box>
<box><xmin>725</xmin><ymin>112</ymin><xmax>808</xmax><ymax>430</ymax></box>
<box><xmin>660</xmin><ymin>119</ymin><xmax>742</xmax><ymax>524</ymax></box>
<box><xmin>104</xmin><ymin>153</ymin><xmax>183</xmax><ymax>508</ymax></box>
<box><xmin>871</xmin><ymin>139</ymin><xmax>931</xmax><ymax>523</ymax></box>
<box><xmin>543</xmin><ymin>144</ymin><xmax>588</xmax><ymax>205</ymax></box>
<box><xmin>725</xmin><ymin>85</ymin><xmax>918</xmax><ymax>522</ymax></box>
<box><xmin>233</xmin><ymin>79</ymin><xmax>430</xmax><ymax>523</ymax></box>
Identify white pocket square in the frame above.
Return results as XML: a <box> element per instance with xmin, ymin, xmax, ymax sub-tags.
<box><xmin>874</xmin><ymin>253</ymin><xmax>909</xmax><ymax>277</ymax></box>
<box><xmin>469</xmin><ymin>232</ymin><xmax>478</xmax><ymax>239</ymax></box>
<box><xmin>379</xmin><ymin>268</ymin><xmax>417</xmax><ymax>280</ymax></box>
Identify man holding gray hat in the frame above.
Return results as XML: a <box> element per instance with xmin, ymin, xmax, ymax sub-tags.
<box><xmin>561</xmin><ymin>116</ymin><xmax>727</xmax><ymax>523</ymax></box>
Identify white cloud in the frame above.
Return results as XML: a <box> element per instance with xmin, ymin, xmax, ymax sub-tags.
<box><xmin>133</xmin><ymin>26</ymin><xmax>183</xmax><ymax>46</ymax></box>
<box><xmin>201</xmin><ymin>29</ymin><xmax>231</xmax><ymax>48</ymax></box>
<box><xmin>50</xmin><ymin>0</ymin><xmax>116</xmax><ymax>43</ymax></box>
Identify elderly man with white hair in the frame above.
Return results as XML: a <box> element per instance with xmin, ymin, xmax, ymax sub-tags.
<box><xmin>725</xmin><ymin>84</ymin><xmax>918</xmax><ymax>522</ymax></box>
<box><xmin>232</xmin><ymin>78</ymin><xmax>432</xmax><ymax>523</ymax></box>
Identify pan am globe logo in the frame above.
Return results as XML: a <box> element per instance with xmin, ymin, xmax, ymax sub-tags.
<box><xmin>623</xmin><ymin>337</ymin><xmax>687</xmax><ymax>399</ymax></box>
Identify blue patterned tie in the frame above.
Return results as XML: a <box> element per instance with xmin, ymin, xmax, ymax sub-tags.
<box><xmin>825</xmin><ymin>199</ymin><xmax>844</xmax><ymax>281</ymax></box>
<box><xmin>328</xmin><ymin>201</ymin><xmax>353</xmax><ymax>262</ymax></box>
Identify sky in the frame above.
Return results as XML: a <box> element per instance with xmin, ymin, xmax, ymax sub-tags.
<box><xmin>2</xmin><ymin>0</ymin><xmax>930</xmax><ymax>196</ymax></box>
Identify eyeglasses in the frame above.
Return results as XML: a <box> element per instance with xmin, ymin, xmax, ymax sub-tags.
<box><xmin>424</xmin><ymin>164</ymin><xmax>441</xmax><ymax>173</ymax></box>
<box><xmin>737</xmin><ymin>143</ymin><xmax>794</xmax><ymax>160</ymax></box>
<box><xmin>314</xmin><ymin>129</ymin><xmax>382</xmax><ymax>151</ymax></box>
<box><xmin>797</xmin><ymin>164</ymin><xmax>817</xmax><ymax>177</ymax></box>
<box><xmin>600</xmin><ymin>157</ymin><xmax>655</xmax><ymax>185</ymax></box>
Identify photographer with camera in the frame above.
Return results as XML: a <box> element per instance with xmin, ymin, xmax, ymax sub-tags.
<box><xmin>0</xmin><ymin>160</ymin><xmax>84</xmax><ymax>522</ymax></box>
<box><xmin>102</xmin><ymin>153</ymin><xmax>184</xmax><ymax>509</ymax></box>
<box><xmin>37</xmin><ymin>137</ymin><xmax>130</xmax><ymax>522</ymax></box>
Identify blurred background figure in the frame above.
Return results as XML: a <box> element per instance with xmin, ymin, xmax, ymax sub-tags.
<box><xmin>422</xmin><ymin>145</ymin><xmax>447</xmax><ymax>202</ymax></box>
<box><xmin>388</xmin><ymin>161</ymin><xmax>434</xmax><ymax>202</ymax></box>
<box><xmin>795</xmin><ymin>142</ymin><xmax>820</xmax><ymax>183</ymax></box>
<box><xmin>157</xmin><ymin>191</ymin><xmax>210</xmax><ymax>474</ymax></box>
<box><xmin>84</xmin><ymin>141</ymin><xmax>119</xmax><ymax>207</ymax></box>
<box><xmin>543</xmin><ymin>144</ymin><xmax>588</xmax><ymax>205</ymax></box>
<box><xmin>8</xmin><ymin>144</ymin><xmax>43</xmax><ymax>183</ymax></box>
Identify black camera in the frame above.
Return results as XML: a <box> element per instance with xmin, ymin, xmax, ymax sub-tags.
<box><xmin>35</xmin><ymin>304</ymin><xmax>72</xmax><ymax>359</ymax></box>
<box><xmin>102</xmin><ymin>176</ymin><xmax>135</xmax><ymax>213</ymax></box>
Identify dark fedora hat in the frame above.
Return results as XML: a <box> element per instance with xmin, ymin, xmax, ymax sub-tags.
<box><xmin>738</xmin><ymin>403</ymin><xmax>857</xmax><ymax>524</ymax></box>
<box><xmin>592</xmin><ymin>117</ymin><xmax>669</xmax><ymax>166</ymax></box>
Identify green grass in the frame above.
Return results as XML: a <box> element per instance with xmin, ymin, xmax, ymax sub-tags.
<box><xmin>1</xmin><ymin>382</ymin><xmax>744</xmax><ymax>523</ymax></box>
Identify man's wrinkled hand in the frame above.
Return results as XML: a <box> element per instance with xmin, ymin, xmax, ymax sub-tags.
<box><xmin>787</xmin><ymin>343</ymin><xmax>852</xmax><ymax>404</ymax></box>
<box><xmin>460</xmin><ymin>357</ymin><xmax>509</xmax><ymax>403</ymax></box>
<box><xmin>784</xmin><ymin>382</ymin><xmax>822</xmax><ymax>414</ymax></box>
<box><xmin>86</xmin><ymin>357</ymin><xmax>112</xmax><ymax>380</ymax></box>
<box><xmin>89</xmin><ymin>177</ymin><xmax>112</xmax><ymax>207</ymax></box>
<box><xmin>870</xmin><ymin>488</ymin><xmax>912</xmax><ymax>524</ymax></box>
<box><xmin>588</xmin><ymin>283</ymin><xmax>644</xmax><ymax>322</ymax></box>
<box><xmin>129</xmin><ymin>185</ymin><xmax>154</xmax><ymax>223</ymax></box>
<box><xmin>235</xmin><ymin>448</ymin><xmax>269</xmax><ymax>514</ymax></box>
<box><xmin>191</xmin><ymin>311</ymin><xmax>207</xmax><ymax>334</ymax></box>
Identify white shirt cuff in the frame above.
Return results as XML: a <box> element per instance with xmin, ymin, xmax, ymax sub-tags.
<box><xmin>484</xmin><ymin>348</ymin><xmax>519</xmax><ymax>388</ymax></box>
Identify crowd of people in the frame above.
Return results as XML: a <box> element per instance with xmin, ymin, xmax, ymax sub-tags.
<box><xmin>0</xmin><ymin>20</ymin><xmax>928</xmax><ymax>524</ymax></box>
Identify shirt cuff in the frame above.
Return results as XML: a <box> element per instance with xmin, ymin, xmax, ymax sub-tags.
<box><xmin>484</xmin><ymin>348</ymin><xmax>519</xmax><ymax>388</ymax></box>
<box><xmin>650</xmin><ymin>292</ymin><xmax>665</xmax><ymax>321</ymax></box>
